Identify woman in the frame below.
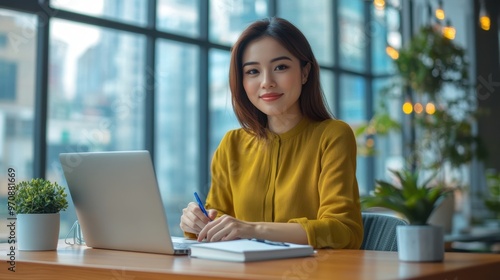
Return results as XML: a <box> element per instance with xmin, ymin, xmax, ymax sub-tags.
<box><xmin>180</xmin><ymin>17</ymin><xmax>362</xmax><ymax>249</ymax></box>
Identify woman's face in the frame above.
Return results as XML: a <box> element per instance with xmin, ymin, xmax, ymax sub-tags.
<box><xmin>241</xmin><ymin>36</ymin><xmax>310</xmax><ymax>118</ymax></box>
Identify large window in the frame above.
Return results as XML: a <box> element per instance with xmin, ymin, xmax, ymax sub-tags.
<box><xmin>209</xmin><ymin>49</ymin><xmax>239</xmax><ymax>156</ymax></box>
<box><xmin>52</xmin><ymin>0</ymin><xmax>148</xmax><ymax>26</ymax></box>
<box><xmin>339</xmin><ymin>0</ymin><xmax>367</xmax><ymax>73</ymax></box>
<box><xmin>209</xmin><ymin>0</ymin><xmax>268</xmax><ymax>45</ymax></box>
<box><xmin>278</xmin><ymin>0</ymin><xmax>335</xmax><ymax>66</ymax></box>
<box><xmin>157</xmin><ymin>0</ymin><xmax>200</xmax><ymax>37</ymax></box>
<box><xmin>156</xmin><ymin>41</ymin><xmax>200</xmax><ymax>236</ymax></box>
<box><xmin>0</xmin><ymin>60</ymin><xmax>16</xmax><ymax>101</ymax></box>
<box><xmin>0</xmin><ymin>0</ymin><xmax>401</xmax><ymax>242</ymax></box>
<box><xmin>0</xmin><ymin>10</ymin><xmax>37</xmax><ymax>241</ymax></box>
<box><xmin>46</xmin><ymin>18</ymin><xmax>146</xmax><ymax>234</ymax></box>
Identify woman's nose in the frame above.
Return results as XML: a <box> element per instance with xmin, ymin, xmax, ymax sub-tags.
<box><xmin>261</xmin><ymin>71</ymin><xmax>276</xmax><ymax>89</ymax></box>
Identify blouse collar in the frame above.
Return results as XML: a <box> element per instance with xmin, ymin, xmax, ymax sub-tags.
<box><xmin>268</xmin><ymin>117</ymin><xmax>311</xmax><ymax>141</ymax></box>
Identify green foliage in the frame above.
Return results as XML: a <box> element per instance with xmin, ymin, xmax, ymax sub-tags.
<box><xmin>416</xmin><ymin>107</ymin><xmax>488</xmax><ymax>169</ymax></box>
<box><xmin>395</xmin><ymin>25</ymin><xmax>469</xmax><ymax>97</ymax></box>
<box><xmin>355</xmin><ymin>23</ymin><xmax>486</xmax><ymax>170</ymax></box>
<box><xmin>355</xmin><ymin>24</ymin><xmax>486</xmax><ymax>225</ymax></box>
<box><xmin>14</xmin><ymin>178</ymin><xmax>68</xmax><ymax>214</ymax></box>
<box><xmin>361</xmin><ymin>169</ymin><xmax>450</xmax><ymax>225</ymax></box>
<box><xmin>484</xmin><ymin>170</ymin><xmax>500</xmax><ymax>219</ymax></box>
<box><xmin>354</xmin><ymin>111</ymin><xmax>401</xmax><ymax>156</ymax></box>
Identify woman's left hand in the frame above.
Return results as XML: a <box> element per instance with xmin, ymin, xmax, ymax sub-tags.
<box><xmin>197</xmin><ymin>214</ymin><xmax>255</xmax><ymax>242</ymax></box>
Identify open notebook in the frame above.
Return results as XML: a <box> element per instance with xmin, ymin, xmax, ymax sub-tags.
<box><xmin>189</xmin><ymin>239</ymin><xmax>315</xmax><ymax>262</ymax></box>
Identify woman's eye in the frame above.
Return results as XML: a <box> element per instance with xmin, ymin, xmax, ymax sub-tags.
<box><xmin>245</xmin><ymin>69</ymin><xmax>259</xmax><ymax>75</ymax></box>
<box><xmin>275</xmin><ymin>65</ymin><xmax>288</xmax><ymax>71</ymax></box>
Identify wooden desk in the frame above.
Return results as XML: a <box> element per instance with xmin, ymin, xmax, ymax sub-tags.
<box><xmin>1</xmin><ymin>241</ymin><xmax>500</xmax><ymax>280</ymax></box>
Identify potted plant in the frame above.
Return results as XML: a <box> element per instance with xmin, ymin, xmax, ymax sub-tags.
<box><xmin>361</xmin><ymin>168</ymin><xmax>451</xmax><ymax>262</ymax></box>
<box><xmin>14</xmin><ymin>178</ymin><xmax>68</xmax><ymax>250</ymax></box>
<box><xmin>356</xmin><ymin>23</ymin><xmax>488</xmax><ymax>234</ymax></box>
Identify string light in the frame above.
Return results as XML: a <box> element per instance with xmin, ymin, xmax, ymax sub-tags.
<box><xmin>480</xmin><ymin>16</ymin><xmax>490</xmax><ymax>31</ymax></box>
<box><xmin>402</xmin><ymin>102</ymin><xmax>437</xmax><ymax>115</ymax></box>
<box><xmin>386</xmin><ymin>45</ymin><xmax>399</xmax><ymax>60</ymax></box>
<box><xmin>414</xmin><ymin>103</ymin><xmax>424</xmax><ymax>114</ymax></box>
<box><xmin>373</xmin><ymin>0</ymin><xmax>386</xmax><ymax>10</ymax></box>
<box><xmin>402</xmin><ymin>102</ymin><xmax>413</xmax><ymax>115</ymax></box>
<box><xmin>424</xmin><ymin>2</ymin><xmax>457</xmax><ymax>40</ymax></box>
<box><xmin>435</xmin><ymin>0</ymin><xmax>445</xmax><ymax>20</ymax></box>
<box><xmin>479</xmin><ymin>0</ymin><xmax>490</xmax><ymax>31</ymax></box>
<box><xmin>442</xmin><ymin>20</ymin><xmax>456</xmax><ymax>40</ymax></box>
<box><xmin>425</xmin><ymin>103</ymin><xmax>436</xmax><ymax>115</ymax></box>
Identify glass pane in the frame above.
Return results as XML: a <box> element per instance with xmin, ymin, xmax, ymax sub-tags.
<box><xmin>339</xmin><ymin>74</ymin><xmax>366</xmax><ymax>124</ymax></box>
<box><xmin>156</xmin><ymin>40</ymin><xmax>200</xmax><ymax>236</ymax></box>
<box><xmin>357</xmin><ymin>156</ymin><xmax>368</xmax><ymax>196</ymax></box>
<box><xmin>278</xmin><ymin>0</ymin><xmax>334</xmax><ymax>66</ymax></box>
<box><xmin>209</xmin><ymin>49</ymin><xmax>239</xmax><ymax>156</ymax></box>
<box><xmin>339</xmin><ymin>73</ymin><xmax>367</xmax><ymax>194</ymax></box>
<box><xmin>0</xmin><ymin>10</ymin><xmax>37</xmax><ymax>242</ymax></box>
<box><xmin>320</xmin><ymin>69</ymin><xmax>335</xmax><ymax>115</ymax></box>
<box><xmin>373</xmin><ymin>78</ymin><xmax>403</xmax><ymax>182</ymax></box>
<box><xmin>209</xmin><ymin>0</ymin><xmax>268</xmax><ymax>45</ymax></box>
<box><xmin>47</xmin><ymin>19</ymin><xmax>146</xmax><ymax>236</ymax></box>
<box><xmin>339</xmin><ymin>0</ymin><xmax>366</xmax><ymax>72</ymax></box>
<box><xmin>157</xmin><ymin>0</ymin><xmax>200</xmax><ymax>37</ymax></box>
<box><xmin>52</xmin><ymin>0</ymin><xmax>147</xmax><ymax>26</ymax></box>
<box><xmin>372</xmin><ymin>6</ymin><xmax>400</xmax><ymax>74</ymax></box>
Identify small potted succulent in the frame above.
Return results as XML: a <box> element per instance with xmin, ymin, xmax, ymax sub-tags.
<box><xmin>15</xmin><ymin>178</ymin><xmax>68</xmax><ymax>250</ymax></box>
<box><xmin>361</xmin><ymin>169</ymin><xmax>451</xmax><ymax>262</ymax></box>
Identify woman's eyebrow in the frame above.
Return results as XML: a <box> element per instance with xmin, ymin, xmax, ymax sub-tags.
<box><xmin>270</xmin><ymin>56</ymin><xmax>292</xmax><ymax>63</ymax></box>
<box><xmin>242</xmin><ymin>56</ymin><xmax>293</xmax><ymax>68</ymax></box>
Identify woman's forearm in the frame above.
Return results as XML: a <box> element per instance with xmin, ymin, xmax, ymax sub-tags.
<box><xmin>251</xmin><ymin>222</ymin><xmax>308</xmax><ymax>245</ymax></box>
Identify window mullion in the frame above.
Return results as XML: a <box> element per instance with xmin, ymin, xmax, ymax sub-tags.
<box><xmin>146</xmin><ymin>0</ymin><xmax>157</xmax><ymax>163</ymax></box>
<box><xmin>199</xmin><ymin>0</ymin><xmax>210</xmax><ymax>193</ymax></box>
<box><xmin>34</xmin><ymin>0</ymin><xmax>50</xmax><ymax>178</ymax></box>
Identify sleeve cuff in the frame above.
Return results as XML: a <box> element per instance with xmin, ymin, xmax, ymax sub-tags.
<box><xmin>288</xmin><ymin>217</ymin><xmax>318</xmax><ymax>248</ymax></box>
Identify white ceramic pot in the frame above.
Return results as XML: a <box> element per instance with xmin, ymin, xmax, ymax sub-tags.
<box><xmin>428</xmin><ymin>193</ymin><xmax>455</xmax><ymax>234</ymax></box>
<box><xmin>397</xmin><ymin>225</ymin><xmax>444</xmax><ymax>262</ymax></box>
<box><xmin>17</xmin><ymin>213</ymin><xmax>60</xmax><ymax>251</ymax></box>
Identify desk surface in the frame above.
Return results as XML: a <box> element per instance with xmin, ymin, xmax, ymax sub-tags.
<box><xmin>1</xmin><ymin>241</ymin><xmax>500</xmax><ymax>280</ymax></box>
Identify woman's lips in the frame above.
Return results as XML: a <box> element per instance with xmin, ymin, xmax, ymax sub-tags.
<box><xmin>260</xmin><ymin>93</ymin><xmax>283</xmax><ymax>101</ymax></box>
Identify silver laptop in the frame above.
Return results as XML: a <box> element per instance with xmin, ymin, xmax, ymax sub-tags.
<box><xmin>59</xmin><ymin>150</ymin><xmax>196</xmax><ymax>255</ymax></box>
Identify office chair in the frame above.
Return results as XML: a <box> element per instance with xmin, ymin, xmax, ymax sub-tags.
<box><xmin>360</xmin><ymin>212</ymin><xmax>408</xmax><ymax>251</ymax></box>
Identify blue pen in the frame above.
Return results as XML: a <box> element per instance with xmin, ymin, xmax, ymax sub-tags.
<box><xmin>194</xmin><ymin>192</ymin><xmax>210</xmax><ymax>218</ymax></box>
<box><xmin>253</xmin><ymin>239</ymin><xmax>290</xmax><ymax>247</ymax></box>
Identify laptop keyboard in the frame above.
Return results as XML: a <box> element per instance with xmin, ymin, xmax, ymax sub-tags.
<box><xmin>173</xmin><ymin>242</ymin><xmax>191</xmax><ymax>249</ymax></box>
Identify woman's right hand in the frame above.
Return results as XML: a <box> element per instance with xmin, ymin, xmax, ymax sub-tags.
<box><xmin>180</xmin><ymin>202</ymin><xmax>217</xmax><ymax>234</ymax></box>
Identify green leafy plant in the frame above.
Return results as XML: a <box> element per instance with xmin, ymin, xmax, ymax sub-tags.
<box><xmin>394</xmin><ymin>25</ymin><xmax>469</xmax><ymax>98</ymax></box>
<box><xmin>415</xmin><ymin>106</ymin><xmax>487</xmax><ymax>170</ymax></box>
<box><xmin>484</xmin><ymin>170</ymin><xmax>500</xmax><ymax>220</ymax></box>
<box><xmin>15</xmin><ymin>178</ymin><xmax>68</xmax><ymax>214</ymax></box>
<box><xmin>361</xmin><ymin>169</ymin><xmax>450</xmax><ymax>225</ymax></box>
<box><xmin>354</xmin><ymin>110</ymin><xmax>401</xmax><ymax>156</ymax></box>
<box><xmin>356</xmin><ymin>23</ymin><xmax>486</xmax><ymax>175</ymax></box>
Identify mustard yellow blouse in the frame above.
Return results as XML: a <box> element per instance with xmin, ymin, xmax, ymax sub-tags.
<box><xmin>205</xmin><ymin>117</ymin><xmax>363</xmax><ymax>249</ymax></box>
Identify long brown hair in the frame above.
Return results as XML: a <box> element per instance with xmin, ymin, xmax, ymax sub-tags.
<box><xmin>229</xmin><ymin>17</ymin><xmax>332</xmax><ymax>139</ymax></box>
